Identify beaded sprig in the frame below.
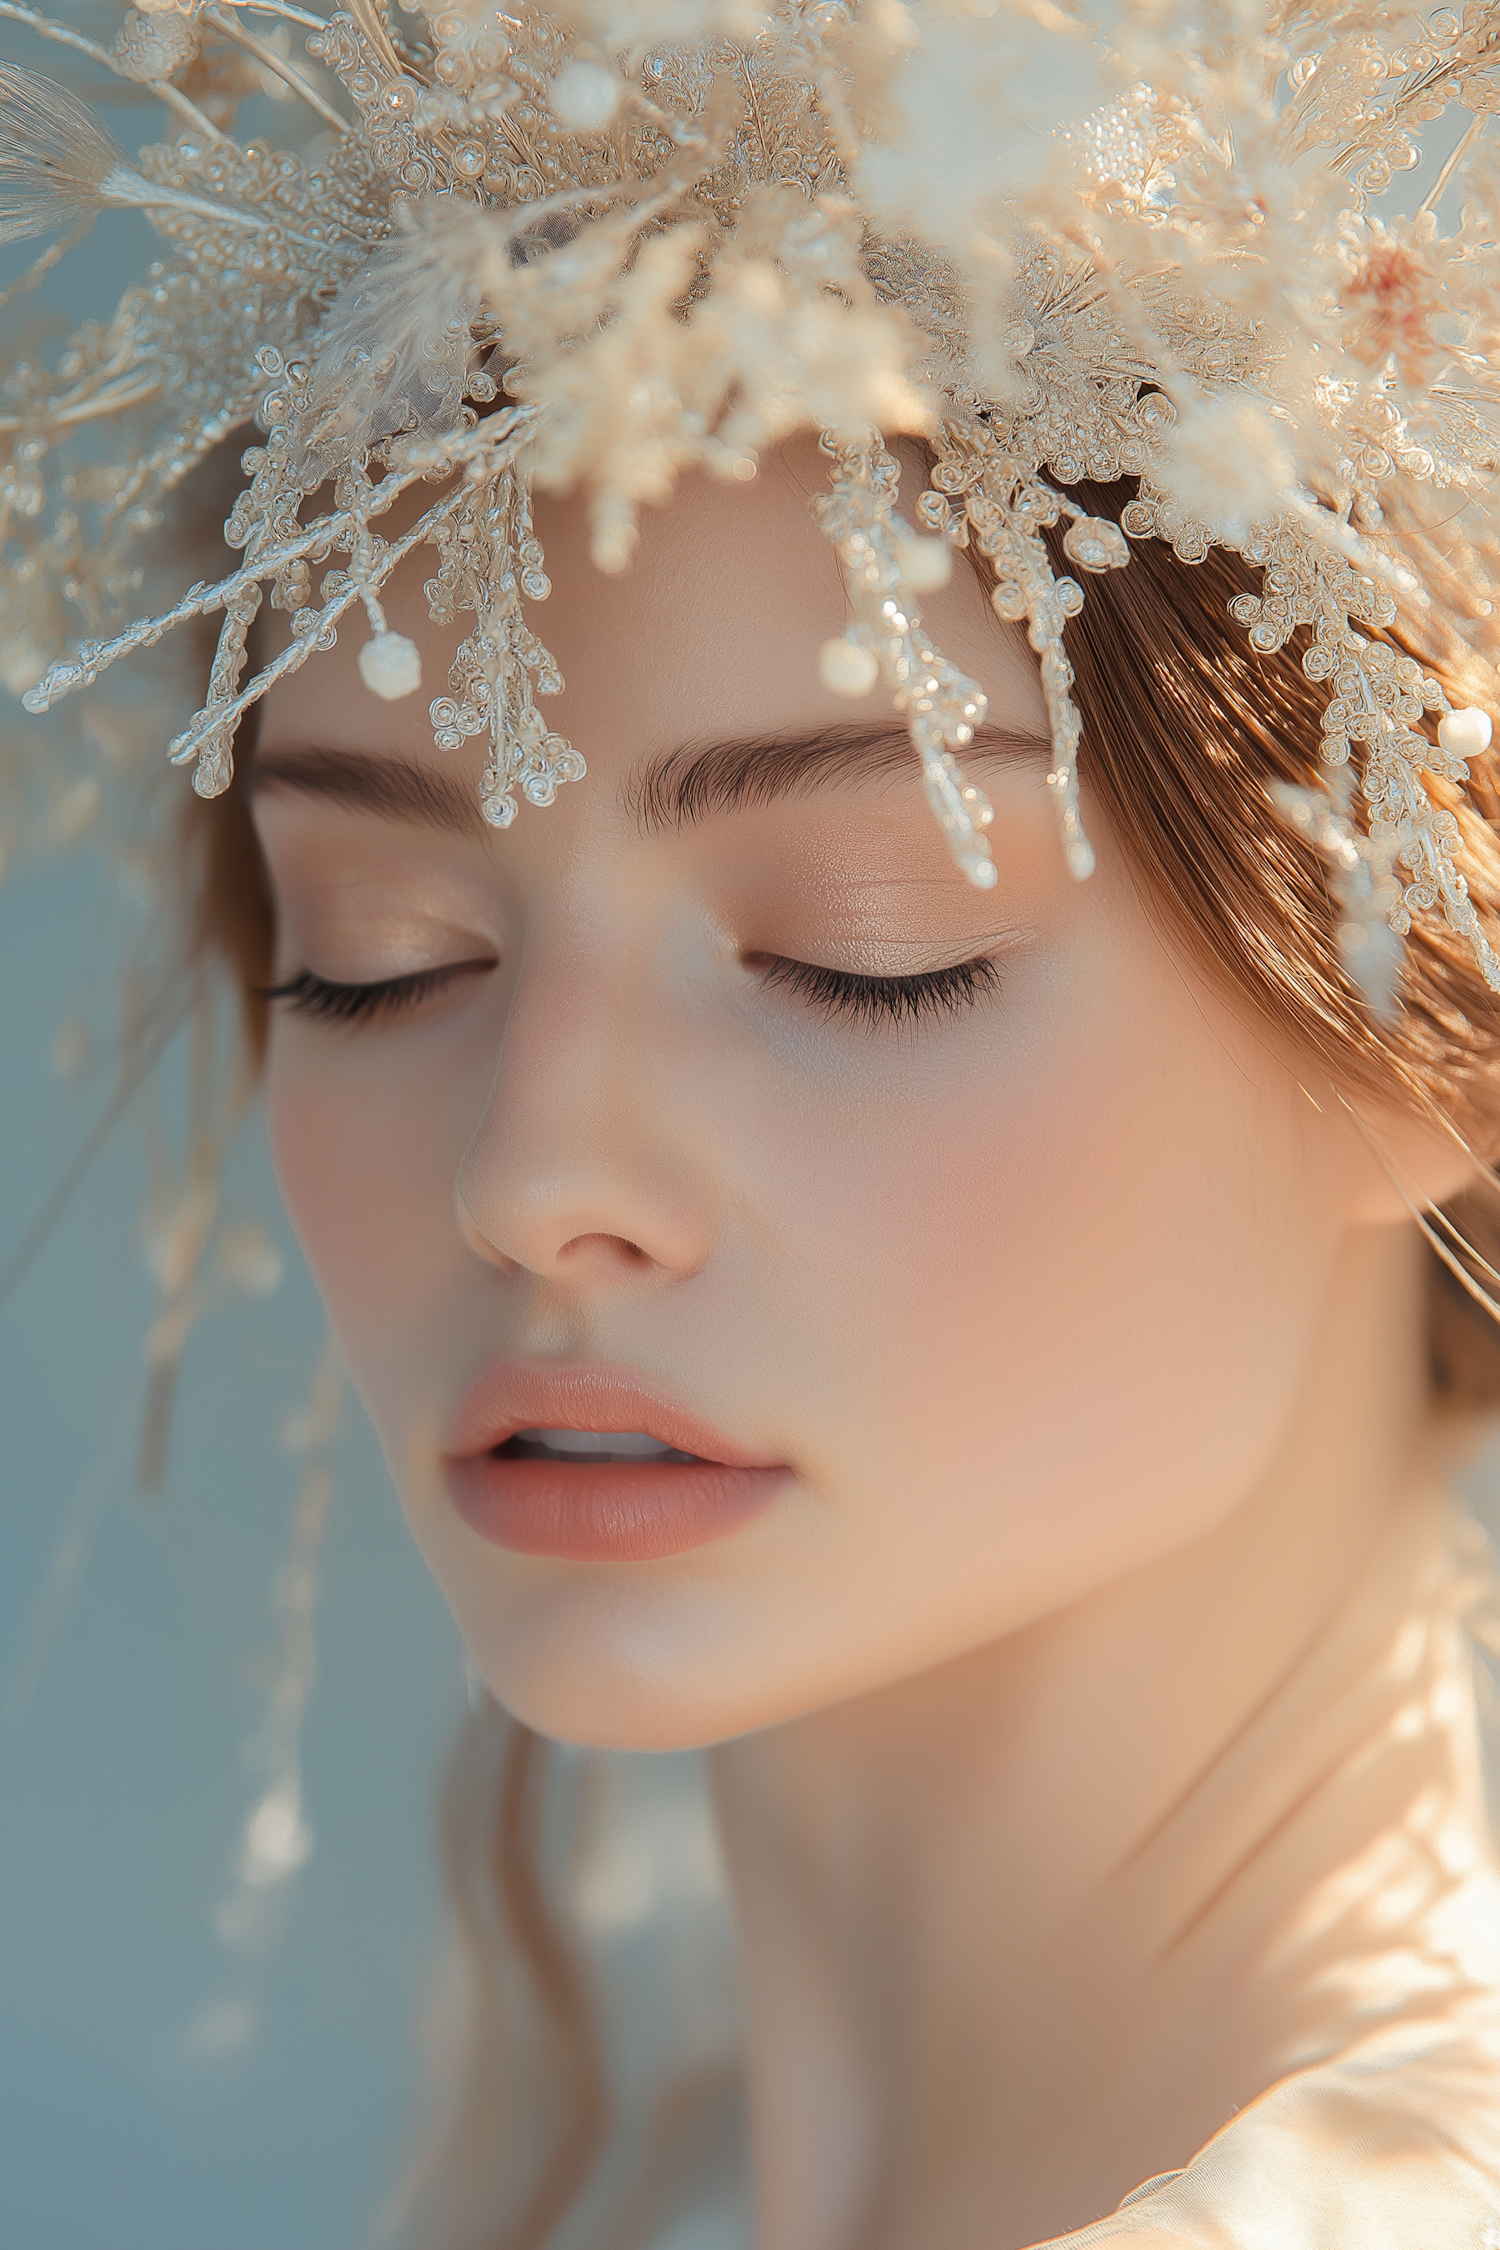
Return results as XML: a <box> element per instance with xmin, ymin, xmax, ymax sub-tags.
<box><xmin>6</xmin><ymin>0</ymin><xmax>1500</xmax><ymax>1011</ymax></box>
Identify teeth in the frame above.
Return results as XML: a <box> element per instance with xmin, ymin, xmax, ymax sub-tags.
<box><xmin>528</xmin><ymin>1427</ymin><xmax>671</xmax><ymax>1458</ymax></box>
<box><xmin>507</xmin><ymin>1426</ymin><xmax>701</xmax><ymax>1465</ymax></box>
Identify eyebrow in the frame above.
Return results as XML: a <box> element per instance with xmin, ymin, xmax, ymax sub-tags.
<box><xmin>250</xmin><ymin>746</ymin><xmax>485</xmax><ymax>835</ymax></box>
<box><xmin>627</xmin><ymin>721</ymin><xmax>1049</xmax><ymax>832</ymax></box>
<box><xmin>248</xmin><ymin>722</ymin><xmax>1051</xmax><ymax>836</ymax></box>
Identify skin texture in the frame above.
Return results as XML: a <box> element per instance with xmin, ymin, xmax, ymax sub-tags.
<box><xmin>253</xmin><ymin>438</ymin><xmax>1495</xmax><ymax>2248</ymax></box>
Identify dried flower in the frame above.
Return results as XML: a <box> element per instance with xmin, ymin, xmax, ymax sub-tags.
<box><xmin>1154</xmin><ymin>390</ymin><xmax>1296</xmax><ymax>544</ymax></box>
<box><xmin>112</xmin><ymin>8</ymin><xmax>202</xmax><ymax>85</ymax></box>
<box><xmin>1339</xmin><ymin>214</ymin><xmax>1456</xmax><ymax>390</ymax></box>
<box><xmin>9</xmin><ymin>0</ymin><xmax>1500</xmax><ymax>1006</ymax></box>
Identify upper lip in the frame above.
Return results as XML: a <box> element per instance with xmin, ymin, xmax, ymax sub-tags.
<box><xmin>441</xmin><ymin>1361</ymin><xmax>782</xmax><ymax>1469</ymax></box>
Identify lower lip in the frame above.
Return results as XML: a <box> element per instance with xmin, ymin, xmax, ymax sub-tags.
<box><xmin>444</xmin><ymin>1453</ymin><xmax>789</xmax><ymax>1562</ymax></box>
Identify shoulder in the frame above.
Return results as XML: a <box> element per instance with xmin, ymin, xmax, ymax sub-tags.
<box><xmin>1035</xmin><ymin>2015</ymin><xmax>1500</xmax><ymax>2250</ymax></box>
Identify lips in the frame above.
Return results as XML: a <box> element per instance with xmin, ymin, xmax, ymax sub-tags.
<box><xmin>440</xmin><ymin>1363</ymin><xmax>790</xmax><ymax>1562</ymax></box>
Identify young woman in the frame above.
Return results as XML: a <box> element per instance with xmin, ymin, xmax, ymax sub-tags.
<box><xmin>181</xmin><ymin>433</ymin><xmax>1500</xmax><ymax>2249</ymax></box>
<box><xmin>8</xmin><ymin>1</ymin><xmax>1500</xmax><ymax>2242</ymax></box>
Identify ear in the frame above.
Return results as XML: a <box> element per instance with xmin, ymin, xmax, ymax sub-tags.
<box><xmin>1337</xmin><ymin>1085</ymin><xmax>1487</xmax><ymax>1229</ymax></box>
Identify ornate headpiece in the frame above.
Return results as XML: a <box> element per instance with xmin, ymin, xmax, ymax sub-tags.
<box><xmin>6</xmin><ymin>0</ymin><xmax>1500</xmax><ymax>1013</ymax></box>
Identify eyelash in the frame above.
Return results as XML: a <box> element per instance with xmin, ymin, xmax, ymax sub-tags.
<box><xmin>262</xmin><ymin>964</ymin><xmax>487</xmax><ymax>1026</ymax></box>
<box><xmin>264</xmin><ymin>953</ymin><xmax>1001</xmax><ymax>1031</ymax></box>
<box><xmin>758</xmin><ymin>953</ymin><xmax>1002</xmax><ymax>1026</ymax></box>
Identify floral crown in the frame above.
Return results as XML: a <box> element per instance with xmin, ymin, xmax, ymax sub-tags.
<box><xmin>5</xmin><ymin>0</ymin><xmax>1500</xmax><ymax>1015</ymax></box>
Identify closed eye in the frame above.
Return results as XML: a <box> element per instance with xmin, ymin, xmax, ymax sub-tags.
<box><xmin>752</xmin><ymin>953</ymin><xmax>1002</xmax><ymax>1027</ymax></box>
<box><xmin>260</xmin><ymin>960</ymin><xmax>495</xmax><ymax>1027</ymax></box>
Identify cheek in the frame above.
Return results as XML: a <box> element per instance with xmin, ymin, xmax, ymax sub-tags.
<box><xmin>720</xmin><ymin>937</ymin><xmax>1336</xmax><ymax>1623</ymax></box>
<box><xmin>263</xmin><ymin>1038</ymin><xmax>462</xmax><ymax>1419</ymax></box>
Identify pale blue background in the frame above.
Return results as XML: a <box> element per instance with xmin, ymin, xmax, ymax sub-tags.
<box><xmin>0</xmin><ymin>43</ymin><xmax>469</xmax><ymax>2250</ymax></box>
<box><xmin>0</xmin><ymin>850</ymin><xmax>465</xmax><ymax>2250</ymax></box>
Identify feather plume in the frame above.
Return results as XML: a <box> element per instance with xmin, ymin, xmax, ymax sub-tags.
<box><xmin>291</xmin><ymin>208</ymin><xmax>496</xmax><ymax>479</ymax></box>
<box><xmin>0</xmin><ymin>64</ymin><xmax>269</xmax><ymax>242</ymax></box>
<box><xmin>0</xmin><ymin>62</ymin><xmax>127</xmax><ymax>242</ymax></box>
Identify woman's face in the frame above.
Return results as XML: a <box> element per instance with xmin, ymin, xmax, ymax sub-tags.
<box><xmin>255</xmin><ymin>440</ymin><xmax>1370</xmax><ymax>1750</ymax></box>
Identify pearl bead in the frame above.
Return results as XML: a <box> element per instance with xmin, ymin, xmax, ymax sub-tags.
<box><xmin>549</xmin><ymin>59</ymin><xmax>621</xmax><ymax>132</ymax></box>
<box><xmin>357</xmin><ymin>631</ymin><xmax>422</xmax><ymax>700</ymax></box>
<box><xmin>1437</xmin><ymin>705</ymin><xmax>1493</xmax><ymax>756</ymax></box>
<box><xmin>899</xmin><ymin>536</ymin><xmax>953</xmax><ymax>593</ymax></box>
<box><xmin>820</xmin><ymin>637</ymin><xmax>880</xmax><ymax>696</ymax></box>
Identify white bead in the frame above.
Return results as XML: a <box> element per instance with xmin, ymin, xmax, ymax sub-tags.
<box><xmin>1437</xmin><ymin>705</ymin><xmax>1493</xmax><ymax>757</ymax></box>
<box><xmin>899</xmin><ymin>535</ymin><xmax>953</xmax><ymax>593</ymax></box>
<box><xmin>357</xmin><ymin>631</ymin><xmax>422</xmax><ymax>700</ymax></box>
<box><xmin>819</xmin><ymin>637</ymin><xmax>879</xmax><ymax>697</ymax></box>
<box><xmin>549</xmin><ymin>59</ymin><xmax>621</xmax><ymax>132</ymax></box>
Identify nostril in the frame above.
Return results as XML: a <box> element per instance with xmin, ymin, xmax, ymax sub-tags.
<box><xmin>557</xmin><ymin>1230</ymin><xmax>655</xmax><ymax>1269</ymax></box>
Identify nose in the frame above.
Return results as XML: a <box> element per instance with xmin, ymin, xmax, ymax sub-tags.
<box><xmin>453</xmin><ymin>950</ymin><xmax>714</xmax><ymax>1288</ymax></box>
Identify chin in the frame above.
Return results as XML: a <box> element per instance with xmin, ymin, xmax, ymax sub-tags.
<box><xmin>472</xmin><ymin>1647</ymin><xmax>762</xmax><ymax>1753</ymax></box>
<box><xmin>452</xmin><ymin>1579</ymin><xmax>782</xmax><ymax>1751</ymax></box>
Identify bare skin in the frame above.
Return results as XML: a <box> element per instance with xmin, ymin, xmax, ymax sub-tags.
<box><xmin>253</xmin><ymin>439</ymin><xmax>1496</xmax><ymax>2248</ymax></box>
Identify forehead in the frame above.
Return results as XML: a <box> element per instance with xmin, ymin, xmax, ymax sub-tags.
<box><xmin>256</xmin><ymin>436</ymin><xmax>1047</xmax><ymax>774</ymax></box>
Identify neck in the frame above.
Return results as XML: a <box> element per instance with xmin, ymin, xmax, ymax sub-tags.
<box><xmin>709</xmin><ymin>1223</ymin><xmax>1493</xmax><ymax>2250</ymax></box>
